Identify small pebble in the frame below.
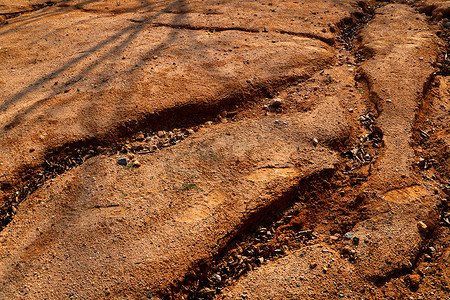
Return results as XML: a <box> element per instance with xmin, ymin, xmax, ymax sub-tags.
<box><xmin>417</xmin><ymin>221</ymin><xmax>428</xmax><ymax>233</ymax></box>
<box><xmin>117</xmin><ymin>157</ymin><xmax>128</xmax><ymax>166</ymax></box>
<box><xmin>211</xmin><ymin>273</ymin><xmax>222</xmax><ymax>282</ymax></box>
<box><xmin>269</xmin><ymin>98</ymin><xmax>283</xmax><ymax>108</ymax></box>
<box><xmin>344</xmin><ymin>232</ymin><xmax>353</xmax><ymax>239</ymax></box>
<box><xmin>147</xmin><ymin>292</ymin><xmax>152</xmax><ymax>299</ymax></box>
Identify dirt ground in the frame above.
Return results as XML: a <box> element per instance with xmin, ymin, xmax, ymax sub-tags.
<box><xmin>0</xmin><ymin>0</ymin><xmax>449</xmax><ymax>299</ymax></box>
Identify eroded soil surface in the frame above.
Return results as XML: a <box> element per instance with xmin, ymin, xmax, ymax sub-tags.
<box><xmin>0</xmin><ymin>0</ymin><xmax>449</xmax><ymax>299</ymax></box>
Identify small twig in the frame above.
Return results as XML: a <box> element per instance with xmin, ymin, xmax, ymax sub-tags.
<box><xmin>137</xmin><ymin>150</ymin><xmax>152</xmax><ymax>154</ymax></box>
<box><xmin>128</xmin><ymin>19</ymin><xmax>146</xmax><ymax>23</ymax></box>
<box><xmin>297</xmin><ymin>230</ymin><xmax>313</xmax><ymax>235</ymax></box>
<box><xmin>419</xmin><ymin>129</ymin><xmax>430</xmax><ymax>139</ymax></box>
<box><xmin>92</xmin><ymin>204</ymin><xmax>120</xmax><ymax>209</ymax></box>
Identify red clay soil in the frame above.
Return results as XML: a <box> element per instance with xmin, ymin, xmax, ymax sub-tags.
<box><xmin>0</xmin><ymin>0</ymin><xmax>449</xmax><ymax>299</ymax></box>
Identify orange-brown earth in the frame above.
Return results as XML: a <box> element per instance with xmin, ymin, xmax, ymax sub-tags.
<box><xmin>0</xmin><ymin>0</ymin><xmax>449</xmax><ymax>299</ymax></box>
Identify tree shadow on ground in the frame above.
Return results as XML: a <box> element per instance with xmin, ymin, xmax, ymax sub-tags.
<box><xmin>1</xmin><ymin>0</ymin><xmax>188</xmax><ymax>130</ymax></box>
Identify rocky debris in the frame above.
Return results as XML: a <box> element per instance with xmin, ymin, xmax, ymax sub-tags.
<box><xmin>0</xmin><ymin>126</ymin><xmax>197</xmax><ymax>231</ymax></box>
<box><xmin>357</xmin><ymin>4</ymin><xmax>438</xmax><ymax>191</ymax></box>
<box><xmin>417</xmin><ymin>76</ymin><xmax>450</xmax><ymax>182</ymax></box>
<box><xmin>219</xmin><ymin>244</ymin><xmax>363</xmax><ymax>300</ymax></box>
<box><xmin>340</xmin><ymin>111</ymin><xmax>381</xmax><ymax>186</ymax></box>
<box><xmin>0</xmin><ymin>96</ymin><xmax>350</xmax><ymax>299</ymax></box>
<box><xmin>123</xmin><ymin>128</ymin><xmax>194</xmax><ymax>155</ymax></box>
<box><xmin>220</xmin><ymin>185</ymin><xmax>444</xmax><ymax>299</ymax></box>
<box><xmin>177</xmin><ymin>208</ymin><xmax>319</xmax><ymax>299</ymax></box>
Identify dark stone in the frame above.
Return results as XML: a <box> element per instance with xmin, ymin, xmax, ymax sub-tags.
<box><xmin>117</xmin><ymin>157</ymin><xmax>128</xmax><ymax>166</ymax></box>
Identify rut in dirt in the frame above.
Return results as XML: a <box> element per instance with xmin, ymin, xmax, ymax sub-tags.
<box><xmin>0</xmin><ymin>70</ymin><xmax>314</xmax><ymax>231</ymax></box>
<box><xmin>158</xmin><ymin>4</ymin><xmax>390</xmax><ymax>299</ymax></box>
